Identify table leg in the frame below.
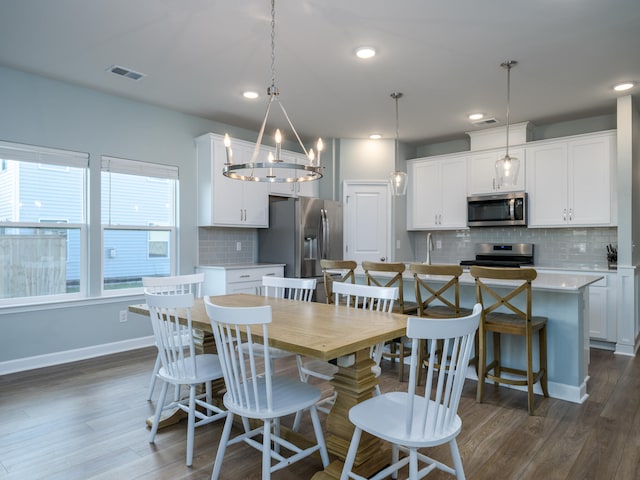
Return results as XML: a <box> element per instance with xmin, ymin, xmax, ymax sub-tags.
<box><xmin>312</xmin><ymin>348</ymin><xmax>389</xmax><ymax>480</ymax></box>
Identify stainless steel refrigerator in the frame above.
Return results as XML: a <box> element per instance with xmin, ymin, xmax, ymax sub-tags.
<box><xmin>258</xmin><ymin>195</ymin><xmax>343</xmax><ymax>302</ymax></box>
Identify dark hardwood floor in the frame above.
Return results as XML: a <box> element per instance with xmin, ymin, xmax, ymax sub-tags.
<box><xmin>1</xmin><ymin>346</ymin><xmax>639</xmax><ymax>479</ymax></box>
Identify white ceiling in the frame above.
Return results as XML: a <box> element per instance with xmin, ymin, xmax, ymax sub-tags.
<box><xmin>0</xmin><ymin>0</ymin><xmax>638</xmax><ymax>146</ymax></box>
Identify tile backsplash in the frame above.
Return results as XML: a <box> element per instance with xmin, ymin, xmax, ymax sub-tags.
<box><xmin>410</xmin><ymin>227</ymin><xmax>617</xmax><ymax>269</ymax></box>
<box><xmin>198</xmin><ymin>227</ymin><xmax>257</xmax><ymax>265</ymax></box>
<box><xmin>199</xmin><ymin>225</ymin><xmax>618</xmax><ymax>271</ymax></box>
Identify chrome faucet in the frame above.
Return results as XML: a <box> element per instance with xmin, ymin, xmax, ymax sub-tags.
<box><xmin>425</xmin><ymin>232</ymin><xmax>434</xmax><ymax>265</ymax></box>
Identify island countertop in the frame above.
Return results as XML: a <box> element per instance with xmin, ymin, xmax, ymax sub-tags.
<box><xmin>354</xmin><ymin>265</ymin><xmax>603</xmax><ymax>293</ymax></box>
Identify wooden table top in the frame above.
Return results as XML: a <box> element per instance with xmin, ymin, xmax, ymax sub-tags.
<box><xmin>129</xmin><ymin>293</ymin><xmax>408</xmax><ymax>362</ymax></box>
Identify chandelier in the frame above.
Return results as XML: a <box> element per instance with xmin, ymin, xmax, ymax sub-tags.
<box><xmin>222</xmin><ymin>0</ymin><xmax>323</xmax><ymax>183</ymax></box>
<box><xmin>495</xmin><ymin>60</ymin><xmax>520</xmax><ymax>187</ymax></box>
<box><xmin>389</xmin><ymin>92</ymin><xmax>408</xmax><ymax>196</ymax></box>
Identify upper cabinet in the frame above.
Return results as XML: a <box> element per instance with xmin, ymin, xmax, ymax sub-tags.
<box><xmin>407</xmin><ymin>154</ymin><xmax>468</xmax><ymax>230</ymax></box>
<box><xmin>269</xmin><ymin>151</ymin><xmax>319</xmax><ymax>198</ymax></box>
<box><xmin>196</xmin><ymin>133</ymin><xmax>269</xmax><ymax>227</ymax></box>
<box><xmin>467</xmin><ymin>147</ymin><xmax>526</xmax><ymax>195</ymax></box>
<box><xmin>526</xmin><ymin>131</ymin><xmax>616</xmax><ymax>227</ymax></box>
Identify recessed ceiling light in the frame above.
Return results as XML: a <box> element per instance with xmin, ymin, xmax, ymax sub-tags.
<box><xmin>243</xmin><ymin>91</ymin><xmax>259</xmax><ymax>99</ymax></box>
<box><xmin>369</xmin><ymin>133</ymin><xmax>382</xmax><ymax>140</ymax></box>
<box><xmin>613</xmin><ymin>82</ymin><xmax>636</xmax><ymax>92</ymax></box>
<box><xmin>355</xmin><ymin>47</ymin><xmax>376</xmax><ymax>59</ymax></box>
<box><xmin>468</xmin><ymin>113</ymin><xmax>484</xmax><ymax>121</ymax></box>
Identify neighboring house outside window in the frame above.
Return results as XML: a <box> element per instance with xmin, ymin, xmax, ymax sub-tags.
<box><xmin>0</xmin><ymin>142</ymin><xmax>179</xmax><ymax>304</ymax></box>
<box><xmin>0</xmin><ymin>141</ymin><xmax>87</xmax><ymax>302</ymax></box>
<box><xmin>101</xmin><ymin>156</ymin><xmax>177</xmax><ymax>293</ymax></box>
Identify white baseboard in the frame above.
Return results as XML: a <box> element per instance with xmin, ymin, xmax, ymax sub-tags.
<box><xmin>0</xmin><ymin>336</ymin><xmax>155</xmax><ymax>376</ymax></box>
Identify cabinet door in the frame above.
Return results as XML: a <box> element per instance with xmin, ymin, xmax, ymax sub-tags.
<box><xmin>588</xmin><ymin>285</ymin><xmax>608</xmax><ymax>340</ymax></box>
<box><xmin>468</xmin><ymin>148</ymin><xmax>525</xmax><ymax>194</ymax></box>
<box><xmin>439</xmin><ymin>157</ymin><xmax>468</xmax><ymax>228</ymax></box>
<box><xmin>211</xmin><ymin>142</ymin><xmax>250</xmax><ymax>225</ymax></box>
<box><xmin>407</xmin><ymin>160</ymin><xmax>440</xmax><ymax>229</ymax></box>
<box><xmin>526</xmin><ymin>142</ymin><xmax>568</xmax><ymax>226</ymax></box>
<box><xmin>569</xmin><ymin>134</ymin><xmax>614</xmax><ymax>226</ymax></box>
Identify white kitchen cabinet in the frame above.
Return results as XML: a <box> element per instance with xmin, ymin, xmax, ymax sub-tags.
<box><xmin>537</xmin><ymin>268</ymin><xmax>617</xmax><ymax>345</ymax></box>
<box><xmin>196</xmin><ymin>264</ymin><xmax>284</xmax><ymax>296</ymax></box>
<box><xmin>196</xmin><ymin>133</ymin><xmax>269</xmax><ymax>227</ymax></box>
<box><xmin>526</xmin><ymin>131</ymin><xmax>616</xmax><ymax>227</ymax></box>
<box><xmin>467</xmin><ymin>147</ymin><xmax>526</xmax><ymax>194</ymax></box>
<box><xmin>269</xmin><ymin>151</ymin><xmax>319</xmax><ymax>198</ymax></box>
<box><xmin>407</xmin><ymin>155</ymin><xmax>467</xmax><ymax>230</ymax></box>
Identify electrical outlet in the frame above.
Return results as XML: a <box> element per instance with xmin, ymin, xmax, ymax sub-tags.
<box><xmin>236</xmin><ymin>241</ymin><xmax>242</xmax><ymax>251</ymax></box>
<box><xmin>119</xmin><ymin>310</ymin><xmax>128</xmax><ymax>323</ymax></box>
<box><xmin>436</xmin><ymin>240</ymin><xmax>442</xmax><ymax>249</ymax></box>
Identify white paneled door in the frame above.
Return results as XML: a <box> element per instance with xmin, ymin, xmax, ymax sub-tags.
<box><xmin>343</xmin><ymin>181</ymin><xmax>390</xmax><ymax>264</ymax></box>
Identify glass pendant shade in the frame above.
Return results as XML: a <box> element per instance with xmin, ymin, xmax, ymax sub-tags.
<box><xmin>389</xmin><ymin>170</ymin><xmax>408</xmax><ymax>196</ymax></box>
<box><xmin>389</xmin><ymin>92</ymin><xmax>407</xmax><ymax>196</ymax></box>
<box><xmin>495</xmin><ymin>153</ymin><xmax>520</xmax><ymax>187</ymax></box>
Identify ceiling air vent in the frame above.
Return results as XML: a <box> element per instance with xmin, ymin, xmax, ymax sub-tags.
<box><xmin>471</xmin><ymin>117</ymin><xmax>498</xmax><ymax>126</ymax></box>
<box><xmin>107</xmin><ymin>65</ymin><xmax>145</xmax><ymax>81</ymax></box>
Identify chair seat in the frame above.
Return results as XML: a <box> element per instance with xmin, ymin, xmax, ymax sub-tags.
<box><xmin>422</xmin><ymin>305</ymin><xmax>473</xmax><ymax>319</ymax></box>
<box><xmin>158</xmin><ymin>353</ymin><xmax>223</xmax><ymax>385</ymax></box>
<box><xmin>223</xmin><ymin>375</ymin><xmax>323</xmax><ymax>419</ymax></box>
<box><xmin>394</xmin><ymin>300</ymin><xmax>419</xmax><ymax>315</ymax></box>
<box><xmin>301</xmin><ymin>358</ymin><xmax>339</xmax><ymax>380</ymax></box>
<box><xmin>349</xmin><ymin>391</ymin><xmax>462</xmax><ymax>448</ymax></box>
<box><xmin>485</xmin><ymin>312</ymin><xmax>547</xmax><ymax>334</ymax></box>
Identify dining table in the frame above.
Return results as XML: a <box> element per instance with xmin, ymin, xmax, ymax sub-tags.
<box><xmin>129</xmin><ymin>293</ymin><xmax>408</xmax><ymax>480</ymax></box>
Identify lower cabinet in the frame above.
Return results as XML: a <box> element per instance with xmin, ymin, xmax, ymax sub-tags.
<box><xmin>537</xmin><ymin>269</ymin><xmax>617</xmax><ymax>344</ymax></box>
<box><xmin>196</xmin><ymin>264</ymin><xmax>284</xmax><ymax>296</ymax></box>
<box><xmin>585</xmin><ymin>273</ymin><xmax>617</xmax><ymax>343</ymax></box>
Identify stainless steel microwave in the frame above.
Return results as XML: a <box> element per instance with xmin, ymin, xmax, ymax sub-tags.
<box><xmin>467</xmin><ymin>192</ymin><xmax>527</xmax><ymax>227</ymax></box>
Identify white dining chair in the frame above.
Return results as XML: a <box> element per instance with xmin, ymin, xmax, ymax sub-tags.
<box><xmin>145</xmin><ymin>290</ymin><xmax>227</xmax><ymax>467</ymax></box>
<box><xmin>242</xmin><ymin>276</ymin><xmax>316</xmax><ymax>369</ymax></box>
<box><xmin>340</xmin><ymin>303</ymin><xmax>482</xmax><ymax>480</ymax></box>
<box><xmin>293</xmin><ymin>282</ymin><xmax>398</xmax><ymax>430</ymax></box>
<box><xmin>204</xmin><ymin>298</ymin><xmax>330</xmax><ymax>480</ymax></box>
<box><xmin>142</xmin><ymin>273</ymin><xmax>204</xmax><ymax>401</ymax></box>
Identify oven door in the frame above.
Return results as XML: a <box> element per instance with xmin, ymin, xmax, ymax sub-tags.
<box><xmin>467</xmin><ymin>192</ymin><xmax>527</xmax><ymax>227</ymax></box>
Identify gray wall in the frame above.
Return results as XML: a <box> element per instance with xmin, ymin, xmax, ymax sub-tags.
<box><xmin>0</xmin><ymin>65</ymin><xmax>259</xmax><ymax>365</ymax></box>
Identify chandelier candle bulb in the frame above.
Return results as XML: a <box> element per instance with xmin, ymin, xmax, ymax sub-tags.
<box><xmin>223</xmin><ymin>133</ymin><xmax>233</xmax><ymax>165</ymax></box>
<box><xmin>274</xmin><ymin>129</ymin><xmax>282</xmax><ymax>161</ymax></box>
<box><xmin>316</xmin><ymin>138</ymin><xmax>323</xmax><ymax>166</ymax></box>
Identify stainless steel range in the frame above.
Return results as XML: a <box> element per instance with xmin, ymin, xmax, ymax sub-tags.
<box><xmin>460</xmin><ymin>243</ymin><xmax>534</xmax><ymax>268</ymax></box>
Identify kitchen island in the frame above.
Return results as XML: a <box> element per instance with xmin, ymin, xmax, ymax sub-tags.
<box><xmin>356</xmin><ymin>267</ymin><xmax>602</xmax><ymax>404</ymax></box>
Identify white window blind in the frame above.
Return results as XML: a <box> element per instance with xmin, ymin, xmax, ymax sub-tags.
<box><xmin>101</xmin><ymin>156</ymin><xmax>178</xmax><ymax>179</ymax></box>
<box><xmin>0</xmin><ymin>140</ymin><xmax>88</xmax><ymax>168</ymax></box>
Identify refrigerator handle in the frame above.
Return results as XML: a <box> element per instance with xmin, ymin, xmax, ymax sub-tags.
<box><xmin>320</xmin><ymin>208</ymin><xmax>329</xmax><ymax>259</ymax></box>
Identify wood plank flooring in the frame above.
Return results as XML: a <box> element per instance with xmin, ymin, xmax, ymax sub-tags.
<box><xmin>1</xmin><ymin>346</ymin><xmax>638</xmax><ymax>479</ymax></box>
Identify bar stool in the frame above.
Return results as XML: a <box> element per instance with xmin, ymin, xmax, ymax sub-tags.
<box><xmin>410</xmin><ymin>264</ymin><xmax>473</xmax><ymax>384</ymax></box>
<box><xmin>470</xmin><ymin>266</ymin><xmax>549</xmax><ymax>415</ymax></box>
<box><xmin>320</xmin><ymin>259</ymin><xmax>357</xmax><ymax>304</ymax></box>
<box><xmin>362</xmin><ymin>261</ymin><xmax>417</xmax><ymax>381</ymax></box>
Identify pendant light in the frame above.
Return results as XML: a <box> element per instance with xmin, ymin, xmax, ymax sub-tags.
<box><xmin>222</xmin><ymin>0</ymin><xmax>323</xmax><ymax>183</ymax></box>
<box><xmin>495</xmin><ymin>60</ymin><xmax>520</xmax><ymax>188</ymax></box>
<box><xmin>389</xmin><ymin>92</ymin><xmax>407</xmax><ymax>196</ymax></box>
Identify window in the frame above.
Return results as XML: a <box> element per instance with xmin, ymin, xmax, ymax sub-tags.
<box><xmin>101</xmin><ymin>156</ymin><xmax>177</xmax><ymax>292</ymax></box>
<box><xmin>0</xmin><ymin>141</ymin><xmax>87</xmax><ymax>303</ymax></box>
